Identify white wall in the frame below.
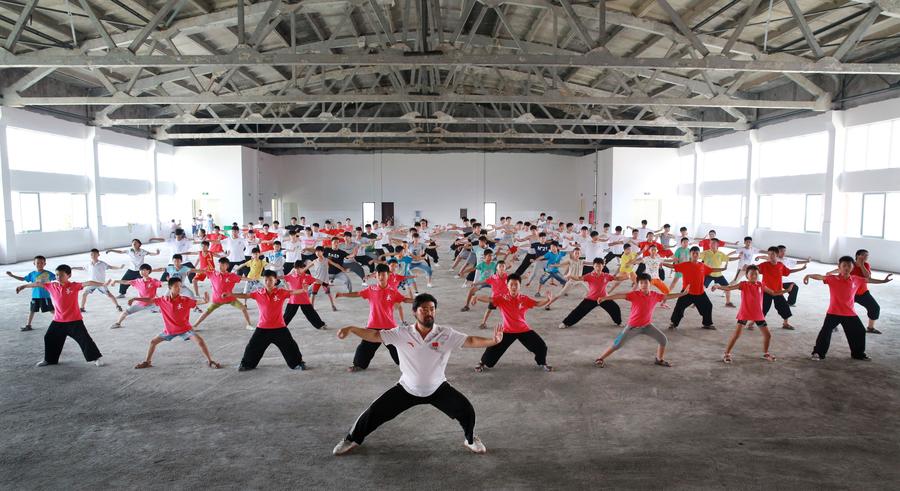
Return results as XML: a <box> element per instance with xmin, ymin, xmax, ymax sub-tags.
<box><xmin>171</xmin><ymin>146</ymin><xmax>245</xmax><ymax>226</ymax></box>
<box><xmin>608</xmin><ymin>147</ymin><xmax>684</xmax><ymax>230</ymax></box>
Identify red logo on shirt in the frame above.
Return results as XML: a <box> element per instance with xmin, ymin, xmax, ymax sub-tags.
<box><xmin>430</xmin><ymin>342</ymin><xmax>440</xmax><ymax>350</ymax></box>
<box><xmin>407</xmin><ymin>341</ymin><xmax>415</xmax><ymax>348</ymax></box>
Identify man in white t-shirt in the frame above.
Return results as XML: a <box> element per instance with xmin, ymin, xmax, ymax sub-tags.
<box><xmin>220</xmin><ymin>228</ymin><xmax>249</xmax><ymax>271</ymax></box>
<box><xmin>333</xmin><ymin>293</ymin><xmax>502</xmax><ymax>456</ymax></box>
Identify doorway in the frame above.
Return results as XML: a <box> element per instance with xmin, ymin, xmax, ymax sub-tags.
<box><xmin>381</xmin><ymin>202</ymin><xmax>395</xmax><ymax>224</ymax></box>
<box><xmin>631</xmin><ymin>198</ymin><xmax>661</xmax><ymax>227</ymax></box>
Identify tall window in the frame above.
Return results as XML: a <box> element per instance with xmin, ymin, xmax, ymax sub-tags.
<box><xmin>678</xmin><ymin>154</ymin><xmax>694</xmax><ymax>184</ymax></box>
<box><xmin>98</xmin><ymin>143</ymin><xmax>151</xmax><ymax>180</ymax></box>
<box><xmin>10</xmin><ymin>192</ymin><xmax>41</xmax><ymax>233</ymax></box>
<box><xmin>362</xmin><ymin>202</ymin><xmax>375</xmax><ymax>225</ymax></box>
<box><xmin>484</xmin><ymin>202</ymin><xmax>497</xmax><ymax>226</ymax></box>
<box><xmin>861</xmin><ymin>193</ymin><xmax>885</xmax><ymax>238</ymax></box>
<box><xmin>702</xmin><ymin>146</ymin><xmax>748</xmax><ymax>182</ymax></box>
<box><xmin>701</xmin><ymin>195</ymin><xmax>743</xmax><ymax>226</ymax></box>
<box><xmin>804</xmin><ymin>194</ymin><xmax>824</xmax><ymax>233</ymax></box>
<box><xmin>844</xmin><ymin>119</ymin><xmax>900</xmax><ymax>171</ymax></box>
<box><xmin>101</xmin><ymin>194</ymin><xmax>151</xmax><ymax>227</ymax></box>
<box><xmin>759</xmin><ymin>132</ymin><xmax>828</xmax><ymax>177</ymax></box>
<box><xmin>757</xmin><ymin>194</ymin><xmax>823</xmax><ymax>233</ymax></box>
<box><xmin>6</xmin><ymin>127</ymin><xmax>86</xmax><ymax>175</ymax></box>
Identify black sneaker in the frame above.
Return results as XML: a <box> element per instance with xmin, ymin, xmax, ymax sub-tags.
<box><xmin>667</xmin><ymin>324</ymin><xmax>677</xmax><ymax>330</ymax></box>
<box><xmin>20</xmin><ymin>325</ymin><xmax>33</xmax><ymax>332</ymax></box>
<box><xmin>293</xmin><ymin>362</ymin><xmax>307</xmax><ymax>371</ymax></box>
<box><xmin>79</xmin><ymin>308</ymin><xmax>86</xmax><ymax>313</ymax></box>
<box><xmin>701</xmin><ymin>325</ymin><xmax>717</xmax><ymax>330</ymax></box>
<box><xmin>238</xmin><ymin>365</ymin><xmax>250</xmax><ymax>372</ymax></box>
<box><xmin>852</xmin><ymin>355</ymin><xmax>872</xmax><ymax>362</ymax></box>
<box><xmin>866</xmin><ymin>328</ymin><xmax>882</xmax><ymax>334</ymax></box>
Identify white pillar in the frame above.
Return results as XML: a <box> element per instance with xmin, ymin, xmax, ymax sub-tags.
<box><xmin>86</xmin><ymin>128</ymin><xmax>102</xmax><ymax>249</ymax></box>
<box><xmin>745</xmin><ymin>130</ymin><xmax>760</xmax><ymax>237</ymax></box>
<box><xmin>821</xmin><ymin>110</ymin><xmax>844</xmax><ymax>263</ymax></box>
<box><xmin>0</xmin><ymin>109</ymin><xmax>17</xmax><ymax>264</ymax></box>
<box><xmin>149</xmin><ymin>141</ymin><xmax>160</xmax><ymax>237</ymax></box>
<box><xmin>691</xmin><ymin>144</ymin><xmax>703</xmax><ymax>235</ymax></box>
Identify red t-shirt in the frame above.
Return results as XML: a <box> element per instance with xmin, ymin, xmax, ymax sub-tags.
<box><xmin>699</xmin><ymin>239</ymin><xmax>714</xmax><ymax>251</ymax></box>
<box><xmin>284</xmin><ymin>272</ymin><xmax>315</xmax><ymax>305</ymax></box>
<box><xmin>388</xmin><ymin>273</ymin><xmax>412</xmax><ymax>289</ymax></box>
<box><xmin>45</xmin><ymin>281</ymin><xmax>83</xmax><ymax>323</ymax></box>
<box><xmin>359</xmin><ymin>285</ymin><xmax>404</xmax><ymax>329</ymax></box>
<box><xmin>674</xmin><ymin>262</ymin><xmax>712</xmax><ymax>295</ymax></box>
<box><xmin>485</xmin><ymin>273</ymin><xmax>509</xmax><ymax>296</ymax></box>
<box><xmin>583</xmin><ymin>272</ymin><xmax>615</xmax><ymax>301</ymax></box>
<box><xmin>209</xmin><ymin>271</ymin><xmax>241</xmax><ymax>303</ymax></box>
<box><xmin>824</xmin><ymin>275</ymin><xmax>866</xmax><ymax>316</ymax></box>
<box><xmin>132</xmin><ymin>277</ymin><xmax>162</xmax><ymax>306</ymax></box>
<box><xmin>492</xmin><ymin>294</ymin><xmax>537</xmax><ymax>333</ymax></box>
<box><xmin>737</xmin><ymin>281</ymin><xmax>764</xmax><ymax>321</ymax></box>
<box><xmin>207</xmin><ymin>233</ymin><xmax>225</xmax><ymax>253</ymax></box>
<box><xmin>196</xmin><ymin>250</ymin><xmax>215</xmax><ymax>272</ymax></box>
<box><xmin>625</xmin><ymin>290</ymin><xmax>664</xmax><ymax>326</ymax></box>
<box><xmin>850</xmin><ymin>263</ymin><xmax>871</xmax><ymax>295</ymax></box>
<box><xmin>250</xmin><ymin>287</ymin><xmax>290</xmax><ymax>328</ymax></box>
<box><xmin>154</xmin><ymin>295</ymin><xmax>197</xmax><ymax>335</ymax></box>
<box><xmin>638</xmin><ymin>241</ymin><xmax>673</xmax><ymax>258</ymax></box>
<box><xmin>257</xmin><ymin>231</ymin><xmax>278</xmax><ymax>252</ymax></box>
<box><xmin>757</xmin><ymin>261</ymin><xmax>789</xmax><ymax>292</ymax></box>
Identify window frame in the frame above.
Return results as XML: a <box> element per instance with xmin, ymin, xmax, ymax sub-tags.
<box><xmin>16</xmin><ymin>192</ymin><xmax>42</xmax><ymax>233</ymax></box>
<box><xmin>803</xmin><ymin>194</ymin><xmax>824</xmax><ymax>233</ymax></box>
<box><xmin>362</xmin><ymin>202</ymin><xmax>375</xmax><ymax>225</ymax></box>
<box><xmin>860</xmin><ymin>192</ymin><xmax>886</xmax><ymax>239</ymax></box>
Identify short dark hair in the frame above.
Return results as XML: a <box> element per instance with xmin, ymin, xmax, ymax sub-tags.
<box><xmin>855</xmin><ymin>249</ymin><xmax>868</xmax><ymax>258</ymax></box>
<box><xmin>636</xmin><ymin>272</ymin><xmax>652</xmax><ymax>282</ymax></box>
<box><xmin>690</xmin><ymin>246</ymin><xmax>700</xmax><ymax>253</ymax></box>
<box><xmin>262</xmin><ymin>270</ymin><xmax>278</xmax><ymax>278</ymax></box>
<box><xmin>251</xmin><ymin>247</ymin><xmax>260</xmax><ymax>254</ymax></box>
<box><xmin>201</xmin><ymin>240</ymin><xmax>210</xmax><ymax>247</ymax></box>
<box><xmin>172</xmin><ymin>254</ymin><xmax>183</xmax><ymax>261</ymax></box>
<box><xmin>593</xmin><ymin>257</ymin><xmax>605</xmax><ymax>265</ymax></box>
<box><xmin>34</xmin><ymin>255</ymin><xmax>46</xmax><ymax>261</ymax></box>
<box><xmin>412</xmin><ymin>293</ymin><xmax>438</xmax><ymax>311</ymax></box>
<box><xmin>746</xmin><ymin>265</ymin><xmax>759</xmax><ymax>274</ymax></box>
<box><xmin>90</xmin><ymin>249</ymin><xmax>99</xmax><ymax>254</ymax></box>
<box><xmin>218</xmin><ymin>257</ymin><xmax>230</xmax><ymax>264</ymax></box>
<box><xmin>839</xmin><ymin>255</ymin><xmax>854</xmax><ymax>265</ymax></box>
<box><xmin>56</xmin><ymin>264</ymin><xmax>72</xmax><ymax>275</ymax></box>
<box><xmin>506</xmin><ymin>273</ymin><xmax>522</xmax><ymax>282</ymax></box>
<box><xmin>139</xmin><ymin>263</ymin><xmax>152</xmax><ymax>272</ymax></box>
<box><xmin>744</xmin><ymin>236</ymin><xmax>752</xmax><ymax>242</ymax></box>
<box><xmin>375</xmin><ymin>263</ymin><xmax>390</xmax><ymax>274</ymax></box>
<box><xmin>767</xmin><ymin>246</ymin><xmax>779</xmax><ymax>253</ymax></box>
<box><xmin>315</xmin><ymin>246</ymin><xmax>324</xmax><ymax>252</ymax></box>
<box><xmin>167</xmin><ymin>277</ymin><xmax>182</xmax><ymax>287</ymax></box>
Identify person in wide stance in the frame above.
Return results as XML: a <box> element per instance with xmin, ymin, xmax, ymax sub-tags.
<box><xmin>333</xmin><ymin>293</ymin><xmax>503</xmax><ymax>456</ymax></box>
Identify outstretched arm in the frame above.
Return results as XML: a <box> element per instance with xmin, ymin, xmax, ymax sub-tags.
<box><xmin>335</xmin><ymin>291</ymin><xmax>362</xmax><ymax>299</ymax></box>
<box><xmin>803</xmin><ymin>274</ymin><xmax>826</xmax><ymax>284</ymax></box>
<box><xmin>596</xmin><ymin>293</ymin><xmax>627</xmax><ymax>302</ymax></box>
<box><xmin>336</xmin><ymin>325</ymin><xmax>382</xmax><ymax>343</ymax></box>
<box><xmin>789</xmin><ymin>264</ymin><xmax>807</xmax><ymax>274</ymax></box>
<box><xmin>6</xmin><ymin>271</ymin><xmax>26</xmax><ymax>281</ymax></box>
<box><xmin>463</xmin><ymin>324</ymin><xmax>503</xmax><ymax>348</ymax></box>
<box><xmin>14</xmin><ymin>283</ymin><xmax>40</xmax><ymax>293</ymax></box>
<box><xmin>127</xmin><ymin>297</ymin><xmax>154</xmax><ymax>305</ymax></box>
<box><xmin>711</xmin><ymin>283</ymin><xmax>740</xmax><ymax>292</ymax></box>
<box><xmin>665</xmin><ymin>291</ymin><xmax>688</xmax><ymax>300</ymax></box>
<box><xmin>866</xmin><ymin>273</ymin><xmax>893</xmax><ymax>284</ymax></box>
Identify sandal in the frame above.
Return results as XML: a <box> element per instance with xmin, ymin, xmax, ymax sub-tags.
<box><xmin>478</xmin><ymin>323</ymin><xmax>487</xmax><ymax>330</ymax></box>
<box><xmin>116</xmin><ymin>306</ymin><xmax>123</xmax><ymax>312</ymax></box>
<box><xmin>460</xmin><ymin>306</ymin><xmax>470</xmax><ymax>312</ymax></box>
<box><xmin>544</xmin><ymin>306</ymin><xmax>551</xmax><ymax>311</ymax></box>
<box><xmin>208</xmin><ymin>360</ymin><xmax>223</xmax><ymax>369</ymax></box>
<box><xmin>540</xmin><ymin>365</ymin><xmax>554</xmax><ymax>372</ymax></box>
<box><xmin>134</xmin><ymin>361</ymin><xmax>152</xmax><ymax>369</ymax></box>
<box><xmin>593</xmin><ymin>358</ymin><xmax>606</xmax><ymax>368</ymax></box>
<box><xmin>474</xmin><ymin>362</ymin><xmax>486</xmax><ymax>373</ymax></box>
<box><xmin>722</xmin><ymin>353</ymin><xmax>733</xmax><ymax>364</ymax></box>
<box><xmin>762</xmin><ymin>353</ymin><xmax>776</xmax><ymax>362</ymax></box>
<box><xmin>654</xmin><ymin>358</ymin><xmax>672</xmax><ymax>367</ymax></box>
<box><xmin>725</xmin><ymin>302</ymin><xmax>736</xmax><ymax>308</ymax></box>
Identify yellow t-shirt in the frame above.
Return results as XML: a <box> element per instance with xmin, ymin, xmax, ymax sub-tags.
<box><xmin>619</xmin><ymin>251</ymin><xmax>638</xmax><ymax>273</ymax></box>
<box><xmin>241</xmin><ymin>258</ymin><xmax>268</xmax><ymax>280</ymax></box>
<box><xmin>701</xmin><ymin>250</ymin><xmax>729</xmax><ymax>277</ymax></box>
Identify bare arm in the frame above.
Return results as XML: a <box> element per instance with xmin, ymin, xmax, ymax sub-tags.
<box><xmin>127</xmin><ymin>297</ymin><xmax>154</xmax><ymax>305</ymax></box>
<box><xmin>336</xmin><ymin>325</ymin><xmax>382</xmax><ymax>343</ymax></box>
<box><xmin>665</xmin><ymin>291</ymin><xmax>688</xmax><ymax>300</ymax></box>
<box><xmin>803</xmin><ymin>274</ymin><xmax>826</xmax><ymax>284</ymax></box>
<box><xmin>788</xmin><ymin>264</ymin><xmax>807</xmax><ymax>274</ymax></box>
<box><xmin>463</xmin><ymin>325</ymin><xmax>503</xmax><ymax>348</ymax></box>
<box><xmin>866</xmin><ymin>273</ymin><xmax>893</xmax><ymax>284</ymax></box>
<box><xmin>6</xmin><ymin>271</ymin><xmax>26</xmax><ymax>281</ymax></box>
<box><xmin>15</xmin><ymin>283</ymin><xmax>40</xmax><ymax>293</ymax></box>
<box><xmin>335</xmin><ymin>291</ymin><xmax>362</xmax><ymax>299</ymax></box>
<box><xmin>596</xmin><ymin>293</ymin><xmax>628</xmax><ymax>302</ymax></box>
<box><xmin>711</xmin><ymin>283</ymin><xmax>740</xmax><ymax>292</ymax></box>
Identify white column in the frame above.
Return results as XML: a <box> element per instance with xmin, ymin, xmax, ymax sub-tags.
<box><xmin>821</xmin><ymin>110</ymin><xmax>844</xmax><ymax>262</ymax></box>
<box><xmin>86</xmin><ymin>127</ymin><xmax>102</xmax><ymax>249</ymax></box>
<box><xmin>691</xmin><ymin>144</ymin><xmax>703</xmax><ymax>235</ymax></box>
<box><xmin>745</xmin><ymin>130</ymin><xmax>760</xmax><ymax>237</ymax></box>
<box><xmin>0</xmin><ymin>109</ymin><xmax>17</xmax><ymax>264</ymax></box>
<box><xmin>149</xmin><ymin>141</ymin><xmax>160</xmax><ymax>236</ymax></box>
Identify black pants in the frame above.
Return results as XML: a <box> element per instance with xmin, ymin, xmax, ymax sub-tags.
<box><xmin>783</xmin><ymin>282</ymin><xmax>799</xmax><ymax>305</ymax></box>
<box><xmin>480</xmin><ymin>330</ymin><xmax>547</xmax><ymax>367</ymax></box>
<box><xmin>283</xmin><ymin>303</ymin><xmax>325</xmax><ymax>329</ymax></box>
<box><xmin>353</xmin><ymin>339</ymin><xmax>400</xmax><ymax>369</ymax></box>
<box><xmin>425</xmin><ymin>247</ymin><xmax>439</xmax><ymax>264</ymax></box>
<box><xmin>562</xmin><ymin>299</ymin><xmax>622</xmax><ymax>326</ymax></box>
<box><xmin>670</xmin><ymin>293</ymin><xmax>714</xmax><ymax>327</ymax></box>
<box><xmin>603</xmin><ymin>252</ymin><xmax>621</xmax><ymax>264</ymax></box>
<box><xmin>228</xmin><ymin>260</ymin><xmax>240</xmax><ymax>272</ymax></box>
<box><xmin>855</xmin><ymin>291</ymin><xmax>880</xmax><ymax>320</ymax></box>
<box><xmin>763</xmin><ymin>293</ymin><xmax>792</xmax><ymax>319</ymax></box>
<box><xmin>347</xmin><ymin>382</ymin><xmax>475</xmax><ymax>445</ymax></box>
<box><xmin>118</xmin><ymin>269</ymin><xmax>142</xmax><ymax>295</ymax></box>
<box><xmin>282</xmin><ymin>263</ymin><xmax>294</xmax><ymax>275</ymax></box>
<box><xmin>813</xmin><ymin>314</ymin><xmax>867</xmax><ymax>359</ymax></box>
<box><xmin>514</xmin><ymin>254</ymin><xmax>537</xmax><ymax>277</ymax></box>
<box><xmin>44</xmin><ymin>320</ymin><xmax>102</xmax><ymax>364</ymax></box>
<box><xmin>237</xmin><ymin>256</ymin><xmax>252</xmax><ymax>277</ymax></box>
<box><xmin>355</xmin><ymin>255</ymin><xmax>374</xmax><ymax>273</ymax></box>
<box><xmin>239</xmin><ymin>327</ymin><xmax>303</xmax><ymax>369</ymax></box>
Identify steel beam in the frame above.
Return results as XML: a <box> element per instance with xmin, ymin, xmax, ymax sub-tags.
<box><xmin>3</xmin><ymin>0</ymin><xmax>37</xmax><ymax>51</ymax></box>
<box><xmin>259</xmin><ymin>142</ymin><xmax>606</xmax><ymax>150</ymax></box>
<box><xmin>160</xmin><ymin>130</ymin><xmax>692</xmax><ymax>141</ymax></box>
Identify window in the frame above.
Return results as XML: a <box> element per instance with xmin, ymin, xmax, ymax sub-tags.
<box><xmin>701</xmin><ymin>195</ymin><xmax>743</xmax><ymax>226</ymax></box>
<box><xmin>861</xmin><ymin>193</ymin><xmax>885</xmax><ymax>238</ymax></box>
<box><xmin>6</xmin><ymin>127</ymin><xmax>86</xmax><ymax>175</ymax></box>
<box><xmin>484</xmin><ymin>202</ymin><xmax>497</xmax><ymax>226</ymax></box>
<box><xmin>804</xmin><ymin>194</ymin><xmax>824</xmax><ymax>233</ymax></box>
<box><xmin>101</xmin><ymin>194</ymin><xmax>151</xmax><ymax>227</ymax></box>
<box><xmin>886</xmin><ymin>193</ymin><xmax>900</xmax><ymax>241</ymax></box>
<box><xmin>702</xmin><ymin>146</ymin><xmax>748</xmax><ymax>182</ymax></box>
<box><xmin>759</xmin><ymin>132</ymin><xmax>828</xmax><ymax>177</ymax></box>
<box><xmin>678</xmin><ymin>154</ymin><xmax>694</xmax><ymax>184</ymax></box>
<box><xmin>844</xmin><ymin>119</ymin><xmax>900</xmax><ymax>171</ymax></box>
<box><xmin>362</xmin><ymin>202</ymin><xmax>375</xmax><ymax>225</ymax></box>
<box><xmin>98</xmin><ymin>143</ymin><xmax>151</xmax><ymax>180</ymax></box>
<box><xmin>11</xmin><ymin>192</ymin><xmax>41</xmax><ymax>233</ymax></box>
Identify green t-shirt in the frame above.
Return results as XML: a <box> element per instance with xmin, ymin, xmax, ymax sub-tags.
<box><xmin>475</xmin><ymin>261</ymin><xmax>498</xmax><ymax>282</ymax></box>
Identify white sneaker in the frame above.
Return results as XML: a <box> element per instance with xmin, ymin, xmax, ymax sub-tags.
<box><xmin>558</xmin><ymin>323</ymin><xmax>568</xmax><ymax>329</ymax></box>
<box><xmin>427</xmin><ymin>283</ymin><xmax>433</xmax><ymax>288</ymax></box>
<box><xmin>245</xmin><ymin>325</ymin><xmax>255</xmax><ymax>331</ymax></box>
<box><xmin>94</xmin><ymin>358</ymin><xmax>104</xmax><ymax>367</ymax></box>
<box><xmin>332</xmin><ymin>439</ymin><xmax>359</xmax><ymax>456</ymax></box>
<box><xmin>361</xmin><ymin>281</ymin><xmax>368</xmax><ymax>287</ymax></box>
<box><xmin>464</xmin><ymin>436</ymin><xmax>486</xmax><ymax>454</ymax></box>
<box><xmin>109</xmin><ymin>323</ymin><xmax>121</xmax><ymax>329</ymax></box>
<box><xmin>36</xmin><ymin>360</ymin><xmax>49</xmax><ymax>367</ymax></box>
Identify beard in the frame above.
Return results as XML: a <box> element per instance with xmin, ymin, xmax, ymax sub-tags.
<box><xmin>420</xmin><ymin>316</ymin><xmax>435</xmax><ymax>328</ymax></box>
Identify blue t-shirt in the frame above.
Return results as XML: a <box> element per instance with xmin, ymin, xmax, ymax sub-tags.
<box><xmin>165</xmin><ymin>265</ymin><xmax>192</xmax><ymax>280</ymax></box>
<box><xmin>543</xmin><ymin>251</ymin><xmax>566</xmax><ymax>273</ymax></box>
<box><xmin>25</xmin><ymin>270</ymin><xmax>56</xmax><ymax>299</ymax></box>
<box><xmin>398</xmin><ymin>256</ymin><xmax>413</xmax><ymax>275</ymax></box>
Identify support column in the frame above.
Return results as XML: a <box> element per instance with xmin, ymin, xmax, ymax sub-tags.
<box><xmin>149</xmin><ymin>141</ymin><xmax>160</xmax><ymax>236</ymax></box>
<box><xmin>0</xmin><ymin>109</ymin><xmax>17</xmax><ymax>264</ymax></box>
<box><xmin>745</xmin><ymin>130</ymin><xmax>760</xmax><ymax>237</ymax></box>
<box><xmin>691</xmin><ymin>144</ymin><xmax>703</xmax><ymax>235</ymax></box>
<box><xmin>821</xmin><ymin>110</ymin><xmax>844</xmax><ymax>263</ymax></box>
<box><xmin>86</xmin><ymin>127</ymin><xmax>102</xmax><ymax>249</ymax></box>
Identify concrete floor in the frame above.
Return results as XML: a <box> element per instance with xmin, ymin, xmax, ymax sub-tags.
<box><xmin>1</xmin><ymin>238</ymin><xmax>899</xmax><ymax>490</ymax></box>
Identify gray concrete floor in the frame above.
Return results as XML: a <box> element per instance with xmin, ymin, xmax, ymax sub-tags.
<box><xmin>1</xmin><ymin>239</ymin><xmax>899</xmax><ymax>490</ymax></box>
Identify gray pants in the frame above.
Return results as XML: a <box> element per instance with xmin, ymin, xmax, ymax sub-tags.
<box><xmin>329</xmin><ymin>272</ymin><xmax>353</xmax><ymax>292</ymax></box>
<box><xmin>611</xmin><ymin>323</ymin><xmax>668</xmax><ymax>351</ymax></box>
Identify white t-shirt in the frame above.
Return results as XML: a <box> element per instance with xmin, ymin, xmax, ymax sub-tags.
<box><xmin>221</xmin><ymin>237</ymin><xmax>248</xmax><ymax>262</ymax></box>
<box><xmin>737</xmin><ymin>246</ymin><xmax>758</xmax><ymax>265</ymax></box>
<box><xmin>636</xmin><ymin>227</ymin><xmax>652</xmax><ymax>240</ymax></box>
<box><xmin>609</xmin><ymin>234</ymin><xmax>625</xmax><ymax>254</ymax></box>
<box><xmin>778</xmin><ymin>256</ymin><xmax>798</xmax><ymax>268</ymax></box>
<box><xmin>581</xmin><ymin>240</ymin><xmax>607</xmax><ymax>261</ymax></box>
<box><xmin>379</xmin><ymin>324</ymin><xmax>468</xmax><ymax>397</ymax></box>
<box><xmin>167</xmin><ymin>237</ymin><xmax>194</xmax><ymax>255</ymax></box>
<box><xmin>87</xmin><ymin>260</ymin><xmax>110</xmax><ymax>282</ymax></box>
<box><xmin>126</xmin><ymin>249</ymin><xmax>149</xmax><ymax>270</ymax></box>
<box><xmin>284</xmin><ymin>239</ymin><xmax>302</xmax><ymax>263</ymax></box>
